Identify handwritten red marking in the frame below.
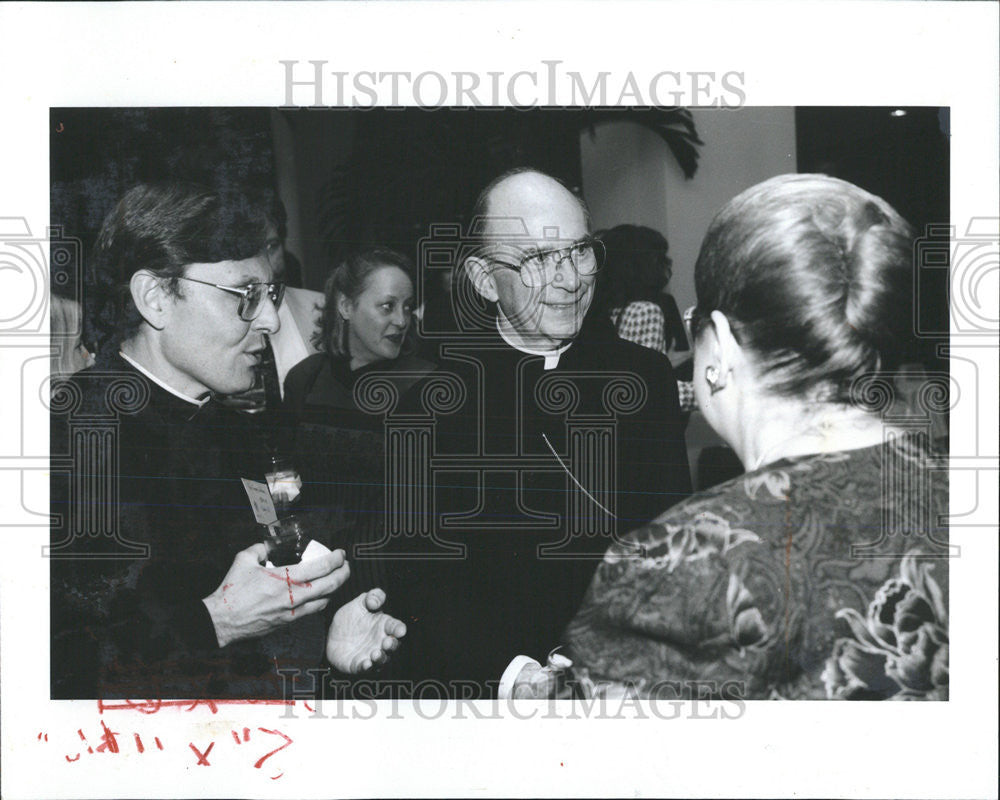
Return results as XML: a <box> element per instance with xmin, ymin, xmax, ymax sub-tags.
<box><xmin>38</xmin><ymin>732</ymin><xmax>48</xmax><ymax>742</ymax></box>
<box><xmin>99</xmin><ymin>698</ymin><xmax>161</xmax><ymax>714</ymax></box>
<box><xmin>98</xmin><ymin>698</ymin><xmax>296</xmax><ymax>715</ymax></box>
<box><xmin>271</xmin><ymin>773</ymin><xmax>284</xmax><ymax>780</ymax></box>
<box><xmin>78</xmin><ymin>729</ymin><xmax>93</xmax><ymax>754</ymax></box>
<box><xmin>243</xmin><ymin>727</ymin><xmax>251</xmax><ymax>742</ymax></box>
<box><xmin>266</xmin><ymin>568</ymin><xmax>312</xmax><ymax>588</ymax></box>
<box><xmin>253</xmin><ymin>728</ymin><xmax>292</xmax><ymax>769</ymax></box>
<box><xmin>154</xmin><ymin>737</ymin><xmax>164</xmax><ymax>750</ymax></box>
<box><xmin>65</xmin><ymin>753</ymin><xmax>80</xmax><ymax>763</ymax></box>
<box><xmin>232</xmin><ymin>730</ymin><xmax>241</xmax><ymax>745</ymax></box>
<box><xmin>134</xmin><ymin>734</ymin><xmax>145</xmax><ymax>753</ymax></box>
<box><xmin>96</xmin><ymin>721</ymin><xmax>120</xmax><ymax>754</ymax></box>
<box><xmin>285</xmin><ymin>568</ymin><xmax>295</xmax><ymax>614</ymax></box>
<box><xmin>189</xmin><ymin>742</ymin><xmax>215</xmax><ymax>766</ymax></box>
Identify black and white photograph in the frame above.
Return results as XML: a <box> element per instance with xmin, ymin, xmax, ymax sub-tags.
<box><xmin>1</xmin><ymin>3</ymin><xmax>997</xmax><ymax>798</ymax></box>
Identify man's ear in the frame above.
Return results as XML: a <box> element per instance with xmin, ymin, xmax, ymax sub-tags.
<box><xmin>464</xmin><ymin>256</ymin><xmax>498</xmax><ymax>303</ymax></box>
<box><xmin>129</xmin><ymin>270</ymin><xmax>172</xmax><ymax>330</ymax></box>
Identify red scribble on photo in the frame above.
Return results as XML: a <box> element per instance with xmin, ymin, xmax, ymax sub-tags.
<box><xmin>98</xmin><ymin>698</ymin><xmax>296</xmax><ymax>715</ymax></box>
<box><xmin>189</xmin><ymin>741</ymin><xmax>215</xmax><ymax>766</ymax></box>
<box><xmin>253</xmin><ymin>727</ymin><xmax>292</xmax><ymax>773</ymax></box>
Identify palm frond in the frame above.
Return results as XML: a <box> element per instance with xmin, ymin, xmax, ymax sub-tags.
<box><xmin>581</xmin><ymin>108</ymin><xmax>704</xmax><ymax>179</ymax></box>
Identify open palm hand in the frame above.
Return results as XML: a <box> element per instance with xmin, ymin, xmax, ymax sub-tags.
<box><xmin>326</xmin><ymin>589</ymin><xmax>407</xmax><ymax>674</ymax></box>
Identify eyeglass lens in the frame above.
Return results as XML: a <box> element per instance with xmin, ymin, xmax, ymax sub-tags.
<box><xmin>521</xmin><ymin>240</ymin><xmax>603</xmax><ymax>287</ymax></box>
<box><xmin>240</xmin><ymin>283</ymin><xmax>285</xmax><ymax>321</ymax></box>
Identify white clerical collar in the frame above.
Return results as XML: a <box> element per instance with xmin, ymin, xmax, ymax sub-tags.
<box><xmin>495</xmin><ymin>316</ymin><xmax>572</xmax><ymax>370</ymax></box>
<box><xmin>119</xmin><ymin>350</ymin><xmax>210</xmax><ymax>407</ymax></box>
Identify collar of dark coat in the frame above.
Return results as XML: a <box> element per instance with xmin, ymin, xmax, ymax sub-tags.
<box><xmin>70</xmin><ymin>350</ymin><xmax>218</xmax><ymax>423</ymax></box>
<box><xmin>304</xmin><ymin>353</ymin><xmax>437</xmax><ymax>410</ymax></box>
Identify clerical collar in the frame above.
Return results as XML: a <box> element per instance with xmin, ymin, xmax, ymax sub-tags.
<box><xmin>118</xmin><ymin>350</ymin><xmax>210</xmax><ymax>407</ymax></box>
<box><xmin>495</xmin><ymin>315</ymin><xmax>572</xmax><ymax>370</ymax></box>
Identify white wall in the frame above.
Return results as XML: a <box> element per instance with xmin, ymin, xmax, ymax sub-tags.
<box><xmin>580</xmin><ymin>108</ymin><xmax>798</xmax><ymax>314</ymax></box>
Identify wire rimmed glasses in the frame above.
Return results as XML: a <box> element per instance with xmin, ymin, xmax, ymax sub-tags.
<box><xmin>176</xmin><ymin>276</ymin><xmax>285</xmax><ymax>322</ymax></box>
<box><xmin>489</xmin><ymin>237</ymin><xmax>606</xmax><ymax>288</ymax></box>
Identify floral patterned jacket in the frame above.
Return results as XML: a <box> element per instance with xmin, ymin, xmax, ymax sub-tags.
<box><xmin>565</xmin><ymin>433</ymin><xmax>949</xmax><ymax>700</ymax></box>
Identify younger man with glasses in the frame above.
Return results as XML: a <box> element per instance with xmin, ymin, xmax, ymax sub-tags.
<box><xmin>391</xmin><ymin>168</ymin><xmax>691</xmax><ymax>694</ymax></box>
<box><xmin>51</xmin><ymin>183</ymin><xmax>404</xmax><ymax>698</ymax></box>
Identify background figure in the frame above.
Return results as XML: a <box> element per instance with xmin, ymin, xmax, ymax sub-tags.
<box><xmin>50</xmin><ymin>294</ymin><xmax>96</xmax><ymax>377</ymax></box>
<box><xmin>260</xmin><ymin>191</ymin><xmax>325</xmax><ymax>394</ymax></box>
<box><xmin>283</xmin><ymin>247</ymin><xmax>436</xmax><ymax>681</ymax></box>
<box><xmin>593</xmin><ymin>224</ymin><xmax>695</xmax><ymax>412</ymax></box>
<box><xmin>561</xmin><ymin>174</ymin><xmax>949</xmax><ymax>701</ymax></box>
<box><xmin>595</xmin><ymin>224</ymin><xmax>687</xmax><ymax>356</ymax></box>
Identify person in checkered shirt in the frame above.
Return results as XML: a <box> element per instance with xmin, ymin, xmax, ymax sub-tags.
<box><xmin>594</xmin><ymin>224</ymin><xmax>695</xmax><ymax>411</ymax></box>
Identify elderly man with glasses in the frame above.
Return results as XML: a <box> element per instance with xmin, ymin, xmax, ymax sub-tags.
<box><xmin>50</xmin><ymin>183</ymin><xmax>404</xmax><ymax>699</ymax></box>
<box><xmin>388</xmin><ymin>168</ymin><xmax>691</xmax><ymax>695</ymax></box>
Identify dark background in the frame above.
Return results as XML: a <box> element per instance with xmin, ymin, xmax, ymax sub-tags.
<box><xmin>51</xmin><ymin>105</ymin><xmax>950</xmax><ymax>366</ymax></box>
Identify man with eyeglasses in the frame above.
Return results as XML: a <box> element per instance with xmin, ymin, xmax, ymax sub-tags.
<box><xmin>50</xmin><ymin>183</ymin><xmax>404</xmax><ymax>699</ymax></box>
<box><xmin>391</xmin><ymin>168</ymin><xmax>691</xmax><ymax>695</ymax></box>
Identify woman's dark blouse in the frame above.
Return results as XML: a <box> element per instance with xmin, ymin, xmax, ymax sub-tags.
<box><xmin>282</xmin><ymin>352</ymin><xmax>437</xmax><ymax>610</ymax></box>
<box><xmin>565</xmin><ymin>433</ymin><xmax>949</xmax><ymax>700</ymax></box>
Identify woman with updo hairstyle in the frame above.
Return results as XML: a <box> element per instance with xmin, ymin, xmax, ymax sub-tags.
<box><xmin>283</xmin><ymin>247</ymin><xmax>436</xmax><ymax>660</ymax></box>
<box><xmin>552</xmin><ymin>175</ymin><xmax>949</xmax><ymax>701</ymax></box>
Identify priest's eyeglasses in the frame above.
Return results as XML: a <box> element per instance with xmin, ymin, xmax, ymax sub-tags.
<box><xmin>176</xmin><ymin>277</ymin><xmax>286</xmax><ymax>322</ymax></box>
<box><xmin>490</xmin><ymin>237</ymin><xmax>606</xmax><ymax>288</ymax></box>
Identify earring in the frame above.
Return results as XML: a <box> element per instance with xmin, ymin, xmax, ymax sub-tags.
<box><xmin>341</xmin><ymin>318</ymin><xmax>351</xmax><ymax>354</ymax></box>
<box><xmin>705</xmin><ymin>365</ymin><xmax>724</xmax><ymax>394</ymax></box>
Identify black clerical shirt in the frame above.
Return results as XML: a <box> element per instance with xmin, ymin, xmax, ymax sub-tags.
<box><xmin>49</xmin><ymin>352</ymin><xmax>314</xmax><ymax>699</ymax></box>
<box><xmin>389</xmin><ymin>318</ymin><xmax>691</xmax><ymax>694</ymax></box>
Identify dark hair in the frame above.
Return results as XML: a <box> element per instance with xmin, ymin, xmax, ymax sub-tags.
<box><xmin>313</xmin><ymin>246</ymin><xmax>417</xmax><ymax>358</ymax></box>
<box><xmin>600</xmin><ymin>224</ymin><xmax>672</xmax><ymax>297</ymax></box>
<box><xmin>692</xmin><ymin>173</ymin><xmax>915</xmax><ymax>402</ymax></box>
<box><xmin>595</xmin><ymin>224</ymin><xmax>687</xmax><ymax>351</ymax></box>
<box><xmin>89</xmin><ymin>182</ymin><xmax>271</xmax><ymax>349</ymax></box>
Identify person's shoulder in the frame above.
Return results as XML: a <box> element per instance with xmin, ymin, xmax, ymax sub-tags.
<box><xmin>287</xmin><ymin>351</ymin><xmax>325</xmax><ymax>375</ymax></box>
<box><xmin>590</xmin><ymin>332</ymin><xmax>673</xmax><ymax>375</ymax></box>
<box><xmin>621</xmin><ymin>300</ymin><xmax>665</xmax><ymax>318</ymax></box>
<box><xmin>52</xmin><ymin>352</ymin><xmax>150</xmax><ymax>416</ymax></box>
<box><xmin>285</xmin><ymin>352</ymin><xmax>326</xmax><ymax>385</ymax></box>
<box><xmin>614</xmin><ymin>474</ymin><xmax>763</xmax><ymax>562</ymax></box>
<box><xmin>283</xmin><ymin>352</ymin><xmax>327</xmax><ymax>405</ymax></box>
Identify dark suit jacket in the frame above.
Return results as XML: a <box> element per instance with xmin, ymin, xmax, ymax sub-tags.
<box><xmin>386</xmin><ymin>318</ymin><xmax>692</xmax><ymax>694</ymax></box>
<box><xmin>49</xmin><ymin>352</ymin><xmax>319</xmax><ymax>699</ymax></box>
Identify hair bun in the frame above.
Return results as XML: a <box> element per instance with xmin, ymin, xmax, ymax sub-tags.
<box><xmin>694</xmin><ymin>174</ymin><xmax>915</xmax><ymax>402</ymax></box>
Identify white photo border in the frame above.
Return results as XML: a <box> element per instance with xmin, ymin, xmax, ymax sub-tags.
<box><xmin>1</xmin><ymin>2</ymin><xmax>997</xmax><ymax>798</ymax></box>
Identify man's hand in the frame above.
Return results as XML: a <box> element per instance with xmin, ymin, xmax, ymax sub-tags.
<box><xmin>326</xmin><ymin>589</ymin><xmax>407</xmax><ymax>673</ymax></box>
<box><xmin>203</xmin><ymin>544</ymin><xmax>350</xmax><ymax>648</ymax></box>
<box><xmin>510</xmin><ymin>661</ymin><xmax>562</xmax><ymax>699</ymax></box>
